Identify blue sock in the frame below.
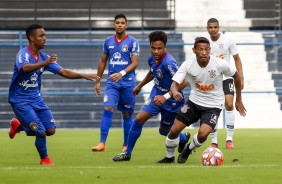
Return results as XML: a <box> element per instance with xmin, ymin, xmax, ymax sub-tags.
<box><xmin>35</xmin><ymin>137</ymin><xmax>47</xmax><ymax>159</ymax></box>
<box><xmin>100</xmin><ymin>110</ymin><xmax>113</xmax><ymax>144</ymax></box>
<box><xmin>122</xmin><ymin>116</ymin><xmax>133</xmax><ymax>146</ymax></box>
<box><xmin>126</xmin><ymin>121</ymin><xmax>143</xmax><ymax>155</ymax></box>
<box><xmin>179</xmin><ymin>132</ymin><xmax>186</xmax><ymax>143</ymax></box>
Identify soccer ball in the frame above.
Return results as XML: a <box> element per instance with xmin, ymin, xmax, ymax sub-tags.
<box><xmin>201</xmin><ymin>147</ymin><xmax>224</xmax><ymax>166</ymax></box>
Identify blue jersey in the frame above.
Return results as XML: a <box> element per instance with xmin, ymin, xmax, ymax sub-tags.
<box><xmin>8</xmin><ymin>46</ymin><xmax>62</xmax><ymax>104</ymax></box>
<box><xmin>146</xmin><ymin>52</ymin><xmax>185</xmax><ymax>112</ymax></box>
<box><xmin>103</xmin><ymin>35</ymin><xmax>140</xmax><ymax>87</ymax></box>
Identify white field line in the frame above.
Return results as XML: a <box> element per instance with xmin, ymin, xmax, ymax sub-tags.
<box><xmin>0</xmin><ymin>164</ymin><xmax>280</xmax><ymax>170</ymax></box>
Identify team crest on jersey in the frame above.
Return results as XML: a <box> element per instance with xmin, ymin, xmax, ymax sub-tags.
<box><xmin>157</xmin><ymin>69</ymin><xmax>163</xmax><ymax>78</ymax></box>
<box><xmin>181</xmin><ymin>104</ymin><xmax>190</xmax><ymax>113</ymax></box>
<box><xmin>122</xmin><ymin>45</ymin><xmax>128</xmax><ymax>52</ymax></box>
<box><xmin>30</xmin><ymin>122</ymin><xmax>38</xmax><ymax>131</ymax></box>
<box><xmin>104</xmin><ymin>95</ymin><xmax>108</xmax><ymax>102</ymax></box>
<box><xmin>218</xmin><ymin>43</ymin><xmax>224</xmax><ymax>50</ymax></box>
<box><xmin>210</xmin><ymin>114</ymin><xmax>218</xmax><ymax>124</ymax></box>
<box><xmin>208</xmin><ymin>69</ymin><xmax>216</xmax><ymax>78</ymax></box>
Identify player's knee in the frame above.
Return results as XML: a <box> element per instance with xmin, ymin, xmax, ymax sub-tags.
<box><xmin>225</xmin><ymin>101</ymin><xmax>234</xmax><ymax>110</ymax></box>
<box><xmin>37</xmin><ymin>132</ymin><xmax>46</xmax><ymax>138</ymax></box>
<box><xmin>104</xmin><ymin>106</ymin><xmax>115</xmax><ymax>112</ymax></box>
<box><xmin>122</xmin><ymin>113</ymin><xmax>131</xmax><ymax>119</ymax></box>
<box><xmin>46</xmin><ymin>128</ymin><xmax>56</xmax><ymax>136</ymax></box>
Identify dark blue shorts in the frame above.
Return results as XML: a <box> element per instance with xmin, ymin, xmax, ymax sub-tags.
<box><xmin>11</xmin><ymin>101</ymin><xmax>56</xmax><ymax>136</ymax></box>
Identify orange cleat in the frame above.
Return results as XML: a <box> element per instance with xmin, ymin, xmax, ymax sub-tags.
<box><xmin>226</xmin><ymin>140</ymin><xmax>235</xmax><ymax>149</ymax></box>
<box><xmin>40</xmin><ymin>156</ymin><xmax>55</xmax><ymax>165</ymax></box>
<box><xmin>91</xmin><ymin>142</ymin><xmax>106</xmax><ymax>152</ymax></box>
<box><xmin>122</xmin><ymin>145</ymin><xmax>127</xmax><ymax>152</ymax></box>
<box><xmin>209</xmin><ymin>143</ymin><xmax>218</xmax><ymax>148</ymax></box>
<box><xmin>9</xmin><ymin>118</ymin><xmax>21</xmax><ymax>139</ymax></box>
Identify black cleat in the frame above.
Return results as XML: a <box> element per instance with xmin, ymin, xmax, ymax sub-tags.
<box><xmin>113</xmin><ymin>152</ymin><xmax>131</xmax><ymax>162</ymax></box>
<box><xmin>178</xmin><ymin>132</ymin><xmax>191</xmax><ymax>153</ymax></box>
<box><xmin>177</xmin><ymin>143</ymin><xmax>192</xmax><ymax>164</ymax></box>
<box><xmin>155</xmin><ymin>156</ymin><xmax>175</xmax><ymax>164</ymax></box>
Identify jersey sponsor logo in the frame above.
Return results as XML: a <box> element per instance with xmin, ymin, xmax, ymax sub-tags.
<box><xmin>168</xmin><ymin>65</ymin><xmax>176</xmax><ymax>75</ymax></box>
<box><xmin>157</xmin><ymin>69</ymin><xmax>163</xmax><ymax>78</ymax></box>
<box><xmin>30</xmin><ymin>122</ymin><xmax>39</xmax><ymax>131</ymax></box>
<box><xmin>109</xmin><ymin>52</ymin><xmax>129</xmax><ymax>67</ymax></box>
<box><xmin>195</xmin><ymin>82</ymin><xmax>215</xmax><ymax>91</ymax></box>
<box><xmin>210</xmin><ymin>114</ymin><xmax>218</xmax><ymax>124</ymax></box>
<box><xmin>122</xmin><ymin>44</ymin><xmax>128</xmax><ymax>52</ymax></box>
<box><xmin>132</xmin><ymin>41</ymin><xmax>137</xmax><ymax>52</ymax></box>
<box><xmin>180</xmin><ymin>104</ymin><xmax>190</xmax><ymax>113</ymax></box>
<box><xmin>208</xmin><ymin>70</ymin><xmax>216</xmax><ymax>78</ymax></box>
<box><xmin>19</xmin><ymin>73</ymin><xmax>38</xmax><ymax>90</ymax></box>
<box><xmin>18</xmin><ymin>55</ymin><xmax>23</xmax><ymax>63</ymax></box>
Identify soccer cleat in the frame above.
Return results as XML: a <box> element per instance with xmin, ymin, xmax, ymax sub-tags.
<box><xmin>112</xmin><ymin>152</ymin><xmax>131</xmax><ymax>162</ymax></box>
<box><xmin>9</xmin><ymin>118</ymin><xmax>21</xmax><ymax>139</ymax></box>
<box><xmin>40</xmin><ymin>156</ymin><xmax>55</xmax><ymax>165</ymax></box>
<box><xmin>122</xmin><ymin>145</ymin><xmax>127</xmax><ymax>152</ymax></box>
<box><xmin>91</xmin><ymin>142</ymin><xmax>106</xmax><ymax>152</ymax></box>
<box><xmin>155</xmin><ymin>156</ymin><xmax>175</xmax><ymax>164</ymax></box>
<box><xmin>226</xmin><ymin>140</ymin><xmax>235</xmax><ymax>149</ymax></box>
<box><xmin>177</xmin><ymin>143</ymin><xmax>192</xmax><ymax>164</ymax></box>
<box><xmin>209</xmin><ymin>143</ymin><xmax>218</xmax><ymax>148</ymax></box>
<box><xmin>178</xmin><ymin>132</ymin><xmax>191</xmax><ymax>153</ymax></box>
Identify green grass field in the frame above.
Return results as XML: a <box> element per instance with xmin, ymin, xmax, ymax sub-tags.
<box><xmin>0</xmin><ymin>128</ymin><xmax>281</xmax><ymax>184</ymax></box>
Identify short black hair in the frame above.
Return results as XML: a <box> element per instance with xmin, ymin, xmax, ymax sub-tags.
<box><xmin>194</xmin><ymin>37</ymin><xmax>210</xmax><ymax>48</ymax></box>
<box><xmin>207</xmin><ymin>18</ymin><xmax>219</xmax><ymax>25</ymax></box>
<box><xmin>114</xmin><ymin>14</ymin><xmax>127</xmax><ymax>23</ymax></box>
<box><xmin>26</xmin><ymin>24</ymin><xmax>43</xmax><ymax>41</ymax></box>
<box><xmin>148</xmin><ymin>31</ymin><xmax>167</xmax><ymax>45</ymax></box>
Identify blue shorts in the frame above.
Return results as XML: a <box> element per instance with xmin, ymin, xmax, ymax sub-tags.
<box><xmin>103</xmin><ymin>85</ymin><xmax>135</xmax><ymax>114</ymax></box>
<box><xmin>11</xmin><ymin>101</ymin><xmax>56</xmax><ymax>136</ymax></box>
<box><xmin>141</xmin><ymin>87</ymin><xmax>184</xmax><ymax>128</ymax></box>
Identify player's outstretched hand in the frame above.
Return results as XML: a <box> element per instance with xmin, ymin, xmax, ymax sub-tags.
<box><xmin>235</xmin><ymin>98</ymin><xmax>247</xmax><ymax>117</ymax></box>
<box><xmin>44</xmin><ymin>54</ymin><xmax>58</xmax><ymax>66</ymax></box>
<box><xmin>82</xmin><ymin>74</ymin><xmax>99</xmax><ymax>81</ymax></box>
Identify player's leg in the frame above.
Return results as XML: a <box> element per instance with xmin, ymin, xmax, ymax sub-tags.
<box><xmin>92</xmin><ymin>87</ymin><xmax>118</xmax><ymax>151</ymax></box>
<box><xmin>119</xmin><ymin>86</ymin><xmax>135</xmax><ymax>151</ymax></box>
<box><xmin>224</xmin><ymin>78</ymin><xmax>235</xmax><ymax>149</ymax></box>
<box><xmin>178</xmin><ymin>104</ymin><xmax>221</xmax><ymax>164</ymax></box>
<box><xmin>158</xmin><ymin>111</ymin><xmax>190</xmax><ymax>153</ymax></box>
<box><xmin>9</xmin><ymin>104</ymin><xmax>28</xmax><ymax>139</ymax></box>
<box><xmin>209</xmin><ymin>122</ymin><xmax>218</xmax><ymax>148</ymax></box>
<box><xmin>113</xmin><ymin>110</ymin><xmax>152</xmax><ymax>161</ymax></box>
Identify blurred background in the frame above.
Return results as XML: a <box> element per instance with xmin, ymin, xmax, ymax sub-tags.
<box><xmin>0</xmin><ymin>0</ymin><xmax>281</xmax><ymax>129</ymax></box>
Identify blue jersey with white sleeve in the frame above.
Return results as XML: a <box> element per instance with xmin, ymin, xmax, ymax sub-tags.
<box><xmin>8</xmin><ymin>46</ymin><xmax>62</xmax><ymax>104</ymax></box>
<box><xmin>147</xmin><ymin>52</ymin><xmax>185</xmax><ymax>112</ymax></box>
<box><xmin>103</xmin><ymin>35</ymin><xmax>139</xmax><ymax>87</ymax></box>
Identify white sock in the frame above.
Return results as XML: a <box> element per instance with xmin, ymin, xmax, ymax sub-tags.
<box><xmin>210</xmin><ymin>123</ymin><xmax>218</xmax><ymax>144</ymax></box>
<box><xmin>189</xmin><ymin>133</ymin><xmax>204</xmax><ymax>150</ymax></box>
<box><xmin>166</xmin><ymin>136</ymin><xmax>179</xmax><ymax>158</ymax></box>
<box><xmin>226</xmin><ymin>110</ymin><xmax>235</xmax><ymax>141</ymax></box>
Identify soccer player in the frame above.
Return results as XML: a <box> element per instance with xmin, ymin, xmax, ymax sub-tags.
<box><xmin>8</xmin><ymin>24</ymin><xmax>98</xmax><ymax>165</ymax></box>
<box><xmin>207</xmin><ymin>18</ymin><xmax>244</xmax><ymax>149</ymax></box>
<box><xmin>112</xmin><ymin>31</ymin><xmax>190</xmax><ymax>162</ymax></box>
<box><xmin>156</xmin><ymin>37</ymin><xmax>246</xmax><ymax>164</ymax></box>
<box><xmin>91</xmin><ymin>14</ymin><xmax>140</xmax><ymax>152</ymax></box>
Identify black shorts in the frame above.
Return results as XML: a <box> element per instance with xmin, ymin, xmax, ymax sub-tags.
<box><xmin>223</xmin><ymin>78</ymin><xmax>234</xmax><ymax>95</ymax></box>
<box><xmin>176</xmin><ymin>100</ymin><xmax>222</xmax><ymax>129</ymax></box>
